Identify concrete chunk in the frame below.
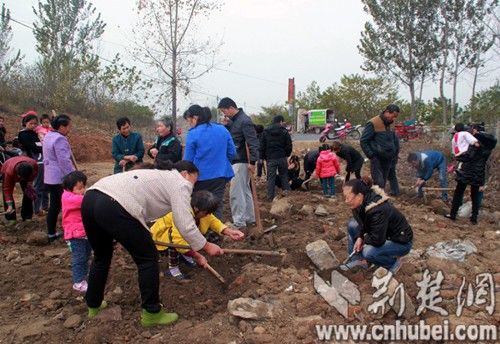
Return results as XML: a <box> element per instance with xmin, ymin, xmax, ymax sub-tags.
<box><xmin>227</xmin><ymin>298</ymin><xmax>274</xmax><ymax>320</ymax></box>
<box><xmin>372</xmin><ymin>268</ymin><xmax>415</xmax><ymax>319</ymax></box>
<box><xmin>306</xmin><ymin>240</ymin><xmax>338</xmax><ymax>270</ymax></box>
<box><xmin>331</xmin><ymin>270</ymin><xmax>360</xmax><ymax>305</ymax></box>
<box><xmin>314</xmin><ymin>272</ymin><xmax>349</xmax><ymax>318</ymax></box>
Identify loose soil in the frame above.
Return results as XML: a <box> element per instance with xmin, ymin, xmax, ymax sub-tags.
<box><xmin>0</xmin><ymin>138</ymin><xmax>498</xmax><ymax>344</ymax></box>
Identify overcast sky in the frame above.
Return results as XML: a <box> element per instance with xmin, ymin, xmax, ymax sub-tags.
<box><xmin>6</xmin><ymin>0</ymin><xmax>499</xmax><ymax>115</ymax></box>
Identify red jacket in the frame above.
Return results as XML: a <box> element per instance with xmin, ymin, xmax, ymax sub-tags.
<box><xmin>1</xmin><ymin>156</ymin><xmax>38</xmax><ymax>202</ymax></box>
<box><xmin>316</xmin><ymin>151</ymin><xmax>340</xmax><ymax>178</ymax></box>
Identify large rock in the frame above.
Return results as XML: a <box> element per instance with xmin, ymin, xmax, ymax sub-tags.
<box><xmin>43</xmin><ymin>248</ymin><xmax>68</xmax><ymax>258</ymax></box>
<box><xmin>95</xmin><ymin>305</ymin><xmax>123</xmax><ymax>321</ymax></box>
<box><xmin>370</xmin><ymin>268</ymin><xmax>415</xmax><ymax>319</ymax></box>
<box><xmin>26</xmin><ymin>231</ymin><xmax>48</xmax><ymax>245</ymax></box>
<box><xmin>430</xmin><ymin>199</ymin><xmax>448</xmax><ymax>216</ymax></box>
<box><xmin>424</xmin><ymin>239</ymin><xmax>477</xmax><ymax>262</ymax></box>
<box><xmin>305</xmin><ymin>239</ymin><xmax>338</xmax><ymax>270</ymax></box>
<box><xmin>315</xmin><ymin>204</ymin><xmax>329</xmax><ymax>216</ymax></box>
<box><xmin>314</xmin><ymin>272</ymin><xmax>359</xmax><ymax>319</ymax></box>
<box><xmin>5</xmin><ymin>250</ymin><xmax>20</xmax><ymax>262</ymax></box>
<box><xmin>269</xmin><ymin>197</ymin><xmax>291</xmax><ymax>217</ymax></box>
<box><xmin>331</xmin><ymin>271</ymin><xmax>360</xmax><ymax>304</ymax></box>
<box><xmin>15</xmin><ymin>319</ymin><xmax>48</xmax><ymax>340</ymax></box>
<box><xmin>298</xmin><ymin>204</ymin><xmax>314</xmax><ymax>216</ymax></box>
<box><xmin>227</xmin><ymin>298</ymin><xmax>274</xmax><ymax>320</ymax></box>
<box><xmin>63</xmin><ymin>314</ymin><xmax>82</xmax><ymax>329</ymax></box>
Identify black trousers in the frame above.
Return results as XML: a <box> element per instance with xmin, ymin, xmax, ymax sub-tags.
<box><xmin>370</xmin><ymin>157</ymin><xmax>392</xmax><ymax>188</ymax></box>
<box><xmin>266</xmin><ymin>158</ymin><xmax>290</xmax><ymax>200</ymax></box>
<box><xmin>82</xmin><ymin>190</ymin><xmax>161</xmax><ymax>313</ymax></box>
<box><xmin>194</xmin><ymin>177</ymin><xmax>227</xmax><ymax>220</ymax></box>
<box><xmin>46</xmin><ymin>184</ymin><xmax>63</xmax><ymax>235</ymax></box>
<box><xmin>387</xmin><ymin>160</ymin><xmax>400</xmax><ymax>196</ymax></box>
<box><xmin>450</xmin><ymin>181</ymin><xmax>480</xmax><ymax>221</ymax></box>
<box><xmin>345</xmin><ymin>169</ymin><xmax>362</xmax><ymax>182</ymax></box>
<box><xmin>2</xmin><ymin>180</ymin><xmax>32</xmax><ymax>221</ymax></box>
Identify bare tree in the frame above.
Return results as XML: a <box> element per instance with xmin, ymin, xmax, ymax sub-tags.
<box><xmin>133</xmin><ymin>0</ymin><xmax>222</xmax><ymax>128</ymax></box>
<box><xmin>0</xmin><ymin>3</ymin><xmax>23</xmax><ymax>84</ymax></box>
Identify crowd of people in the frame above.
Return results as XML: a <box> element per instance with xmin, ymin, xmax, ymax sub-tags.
<box><xmin>0</xmin><ymin>100</ymin><xmax>496</xmax><ymax>327</ymax></box>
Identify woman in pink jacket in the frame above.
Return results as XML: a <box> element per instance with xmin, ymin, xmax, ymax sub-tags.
<box><xmin>61</xmin><ymin>171</ymin><xmax>91</xmax><ymax>292</ymax></box>
<box><xmin>316</xmin><ymin>144</ymin><xmax>340</xmax><ymax>198</ymax></box>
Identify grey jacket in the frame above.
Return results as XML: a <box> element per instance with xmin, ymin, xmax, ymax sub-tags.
<box><xmin>89</xmin><ymin>169</ymin><xmax>207</xmax><ymax>251</ymax></box>
<box><xmin>226</xmin><ymin>109</ymin><xmax>259</xmax><ymax>164</ymax></box>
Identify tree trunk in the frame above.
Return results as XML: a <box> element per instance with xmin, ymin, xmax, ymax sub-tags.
<box><xmin>471</xmin><ymin>51</ymin><xmax>480</xmax><ymax>99</ymax></box>
<box><xmin>171</xmin><ymin>51</ymin><xmax>177</xmax><ymax>132</ymax></box>
<box><xmin>418</xmin><ymin>71</ymin><xmax>425</xmax><ymax>101</ymax></box>
<box><xmin>409</xmin><ymin>81</ymin><xmax>417</xmax><ymax>119</ymax></box>
<box><xmin>451</xmin><ymin>51</ymin><xmax>460</xmax><ymax>121</ymax></box>
<box><xmin>439</xmin><ymin>59</ymin><xmax>448</xmax><ymax>124</ymax></box>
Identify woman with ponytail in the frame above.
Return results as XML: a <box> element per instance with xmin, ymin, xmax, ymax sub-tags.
<box><xmin>341</xmin><ymin>176</ymin><xmax>413</xmax><ymax>274</ymax></box>
<box><xmin>183</xmin><ymin>105</ymin><xmax>236</xmax><ymax>221</ymax></box>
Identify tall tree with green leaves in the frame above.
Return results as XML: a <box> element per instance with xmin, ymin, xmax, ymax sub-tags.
<box><xmin>133</xmin><ymin>0</ymin><xmax>222</xmax><ymax>129</ymax></box>
<box><xmin>296</xmin><ymin>81</ymin><xmax>326</xmax><ymax>110</ymax></box>
<box><xmin>33</xmin><ymin>0</ymin><xmax>105</xmax><ymax>109</ymax></box>
<box><xmin>358</xmin><ymin>0</ymin><xmax>440</xmax><ymax>119</ymax></box>
<box><xmin>464</xmin><ymin>82</ymin><xmax>500</xmax><ymax>125</ymax></box>
<box><xmin>444</xmin><ymin>0</ymin><xmax>497</xmax><ymax>121</ymax></box>
<box><xmin>0</xmin><ymin>3</ymin><xmax>23</xmax><ymax>84</ymax></box>
<box><xmin>321</xmin><ymin>74</ymin><xmax>400</xmax><ymax>123</ymax></box>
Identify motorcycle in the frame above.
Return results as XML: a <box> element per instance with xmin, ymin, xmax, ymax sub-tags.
<box><xmin>319</xmin><ymin>121</ymin><xmax>361</xmax><ymax>142</ymax></box>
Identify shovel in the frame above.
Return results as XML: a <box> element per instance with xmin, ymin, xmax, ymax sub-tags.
<box><xmin>334</xmin><ymin>250</ymin><xmax>358</xmax><ymax>271</ymax></box>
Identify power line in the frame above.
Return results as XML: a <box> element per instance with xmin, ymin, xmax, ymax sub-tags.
<box><xmin>9</xmin><ymin>15</ymin><xmax>266</xmax><ymax>112</ymax></box>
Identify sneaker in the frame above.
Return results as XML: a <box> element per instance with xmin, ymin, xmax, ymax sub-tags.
<box><xmin>165</xmin><ymin>266</ymin><xmax>189</xmax><ymax>281</ymax></box>
<box><xmin>180</xmin><ymin>254</ymin><xmax>197</xmax><ymax>268</ymax></box>
<box><xmin>48</xmin><ymin>231</ymin><xmax>63</xmax><ymax>243</ymax></box>
<box><xmin>444</xmin><ymin>214</ymin><xmax>456</xmax><ymax>221</ymax></box>
<box><xmin>389</xmin><ymin>257</ymin><xmax>403</xmax><ymax>274</ymax></box>
<box><xmin>88</xmin><ymin>301</ymin><xmax>108</xmax><ymax>319</ymax></box>
<box><xmin>339</xmin><ymin>258</ymin><xmax>369</xmax><ymax>271</ymax></box>
<box><xmin>141</xmin><ymin>309</ymin><xmax>178</xmax><ymax>327</ymax></box>
<box><xmin>73</xmin><ymin>280</ymin><xmax>88</xmax><ymax>292</ymax></box>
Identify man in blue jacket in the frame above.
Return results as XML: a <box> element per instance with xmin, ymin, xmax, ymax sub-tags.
<box><xmin>407</xmin><ymin>150</ymin><xmax>448</xmax><ymax>201</ymax></box>
<box><xmin>111</xmin><ymin>117</ymin><xmax>145</xmax><ymax>174</ymax></box>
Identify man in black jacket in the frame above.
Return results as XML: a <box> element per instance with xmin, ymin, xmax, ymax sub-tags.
<box><xmin>360</xmin><ymin>104</ymin><xmax>400</xmax><ymax>188</ymax></box>
<box><xmin>260</xmin><ymin>115</ymin><xmax>293</xmax><ymax>201</ymax></box>
<box><xmin>331</xmin><ymin>141</ymin><xmax>364</xmax><ymax>181</ymax></box>
<box><xmin>447</xmin><ymin>124</ymin><xmax>497</xmax><ymax>224</ymax></box>
<box><xmin>218</xmin><ymin>97</ymin><xmax>259</xmax><ymax>228</ymax></box>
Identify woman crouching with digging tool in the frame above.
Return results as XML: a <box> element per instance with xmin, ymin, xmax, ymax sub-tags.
<box><xmin>340</xmin><ymin>176</ymin><xmax>413</xmax><ymax>275</ymax></box>
<box><xmin>81</xmin><ymin>160</ymin><xmax>224</xmax><ymax>327</ymax></box>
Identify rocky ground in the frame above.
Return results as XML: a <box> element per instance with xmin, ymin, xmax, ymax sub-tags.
<box><xmin>0</xmin><ymin>139</ymin><xmax>498</xmax><ymax>344</ymax></box>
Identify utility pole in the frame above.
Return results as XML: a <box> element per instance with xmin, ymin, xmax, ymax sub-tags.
<box><xmin>288</xmin><ymin>77</ymin><xmax>295</xmax><ymax>131</ymax></box>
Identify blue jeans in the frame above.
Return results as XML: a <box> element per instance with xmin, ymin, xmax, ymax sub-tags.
<box><xmin>33</xmin><ymin>163</ymin><xmax>49</xmax><ymax>213</ymax></box>
<box><xmin>320</xmin><ymin>176</ymin><xmax>335</xmax><ymax>196</ymax></box>
<box><xmin>69</xmin><ymin>238</ymin><xmax>92</xmax><ymax>283</ymax></box>
<box><xmin>417</xmin><ymin>158</ymin><xmax>448</xmax><ymax>201</ymax></box>
<box><xmin>347</xmin><ymin>218</ymin><xmax>412</xmax><ymax>269</ymax></box>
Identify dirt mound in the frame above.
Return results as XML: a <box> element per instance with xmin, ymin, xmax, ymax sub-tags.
<box><xmin>69</xmin><ymin>133</ymin><xmax>112</xmax><ymax>163</ymax></box>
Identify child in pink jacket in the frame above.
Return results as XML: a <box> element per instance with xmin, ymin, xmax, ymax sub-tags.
<box><xmin>62</xmin><ymin>171</ymin><xmax>91</xmax><ymax>292</ymax></box>
<box><xmin>316</xmin><ymin>144</ymin><xmax>340</xmax><ymax>198</ymax></box>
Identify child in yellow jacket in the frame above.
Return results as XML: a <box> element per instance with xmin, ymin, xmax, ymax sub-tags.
<box><xmin>151</xmin><ymin>190</ymin><xmax>244</xmax><ymax>280</ymax></box>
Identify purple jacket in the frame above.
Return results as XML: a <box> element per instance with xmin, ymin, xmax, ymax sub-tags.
<box><xmin>43</xmin><ymin>131</ymin><xmax>75</xmax><ymax>185</ymax></box>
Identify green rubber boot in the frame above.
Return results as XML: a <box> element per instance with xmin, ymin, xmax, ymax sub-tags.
<box><xmin>141</xmin><ymin>309</ymin><xmax>178</xmax><ymax>327</ymax></box>
<box><xmin>88</xmin><ymin>300</ymin><xmax>108</xmax><ymax>319</ymax></box>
